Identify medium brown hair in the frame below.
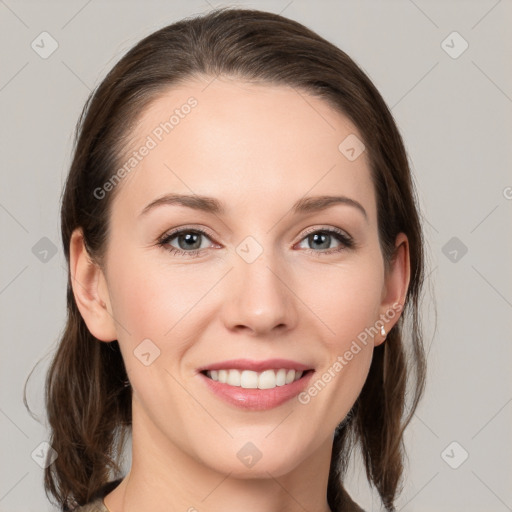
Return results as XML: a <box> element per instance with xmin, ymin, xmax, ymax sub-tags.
<box><xmin>25</xmin><ymin>7</ymin><xmax>427</xmax><ymax>511</ymax></box>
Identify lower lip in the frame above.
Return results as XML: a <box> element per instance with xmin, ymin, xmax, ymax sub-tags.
<box><xmin>198</xmin><ymin>371</ymin><xmax>314</xmax><ymax>411</ymax></box>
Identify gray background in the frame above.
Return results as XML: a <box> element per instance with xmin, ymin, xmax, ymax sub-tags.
<box><xmin>1</xmin><ymin>0</ymin><xmax>511</xmax><ymax>511</ymax></box>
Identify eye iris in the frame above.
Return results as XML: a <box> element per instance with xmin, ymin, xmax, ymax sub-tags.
<box><xmin>178</xmin><ymin>232</ymin><xmax>201</xmax><ymax>250</ymax></box>
<box><xmin>310</xmin><ymin>232</ymin><xmax>330</xmax><ymax>250</ymax></box>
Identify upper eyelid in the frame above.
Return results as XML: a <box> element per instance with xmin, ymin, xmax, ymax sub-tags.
<box><xmin>301</xmin><ymin>225</ymin><xmax>352</xmax><ymax>240</ymax></box>
<box><xmin>160</xmin><ymin>225</ymin><xmax>217</xmax><ymax>243</ymax></box>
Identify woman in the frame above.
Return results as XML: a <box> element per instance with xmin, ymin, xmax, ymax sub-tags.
<box><xmin>31</xmin><ymin>7</ymin><xmax>426</xmax><ymax>512</ymax></box>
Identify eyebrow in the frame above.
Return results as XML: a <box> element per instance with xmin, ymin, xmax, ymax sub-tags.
<box><xmin>139</xmin><ymin>193</ymin><xmax>368</xmax><ymax>221</ymax></box>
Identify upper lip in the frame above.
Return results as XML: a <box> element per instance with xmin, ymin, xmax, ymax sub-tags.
<box><xmin>197</xmin><ymin>358</ymin><xmax>313</xmax><ymax>373</ymax></box>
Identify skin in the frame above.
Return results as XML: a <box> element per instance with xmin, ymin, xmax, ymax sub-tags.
<box><xmin>70</xmin><ymin>77</ymin><xmax>410</xmax><ymax>512</ymax></box>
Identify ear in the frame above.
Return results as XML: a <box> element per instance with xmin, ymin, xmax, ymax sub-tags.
<box><xmin>375</xmin><ymin>232</ymin><xmax>410</xmax><ymax>347</ymax></box>
<box><xmin>69</xmin><ymin>228</ymin><xmax>117</xmax><ymax>342</ymax></box>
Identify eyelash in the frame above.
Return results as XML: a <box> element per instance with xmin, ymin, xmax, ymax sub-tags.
<box><xmin>156</xmin><ymin>225</ymin><xmax>354</xmax><ymax>258</ymax></box>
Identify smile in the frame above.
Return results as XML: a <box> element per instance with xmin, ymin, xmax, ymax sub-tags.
<box><xmin>203</xmin><ymin>368</ymin><xmax>308</xmax><ymax>389</ymax></box>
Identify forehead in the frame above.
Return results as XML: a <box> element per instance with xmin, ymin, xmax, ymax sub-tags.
<box><xmin>111</xmin><ymin>77</ymin><xmax>375</xmax><ymax>221</ymax></box>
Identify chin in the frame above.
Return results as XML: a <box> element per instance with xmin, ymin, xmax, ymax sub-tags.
<box><xmin>199</xmin><ymin>446</ymin><xmax>304</xmax><ymax>479</ymax></box>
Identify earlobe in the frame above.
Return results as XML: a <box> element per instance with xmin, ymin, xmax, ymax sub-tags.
<box><xmin>375</xmin><ymin>233</ymin><xmax>410</xmax><ymax>347</ymax></box>
<box><xmin>69</xmin><ymin>228</ymin><xmax>117</xmax><ymax>342</ymax></box>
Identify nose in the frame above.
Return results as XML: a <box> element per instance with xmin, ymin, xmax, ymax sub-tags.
<box><xmin>220</xmin><ymin>249</ymin><xmax>298</xmax><ymax>337</ymax></box>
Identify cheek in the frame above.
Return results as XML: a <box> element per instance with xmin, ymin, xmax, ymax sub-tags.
<box><xmin>106</xmin><ymin>257</ymin><xmax>204</xmax><ymax>408</ymax></box>
<box><xmin>105</xmin><ymin>250</ymin><xmax>218</xmax><ymax>376</ymax></box>
<box><xmin>295</xmin><ymin>255</ymin><xmax>384</xmax><ymax>349</ymax></box>
<box><xmin>108</xmin><ymin>256</ymin><xmax>199</xmax><ymax>341</ymax></box>
<box><xmin>294</xmin><ymin>261</ymin><xmax>382</xmax><ymax>425</ymax></box>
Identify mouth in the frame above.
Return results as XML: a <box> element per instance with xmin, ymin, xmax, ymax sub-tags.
<box><xmin>198</xmin><ymin>365</ymin><xmax>315</xmax><ymax>411</ymax></box>
<box><xmin>200</xmin><ymin>368</ymin><xmax>314</xmax><ymax>390</ymax></box>
<box><xmin>196</xmin><ymin>358</ymin><xmax>315</xmax><ymax>410</ymax></box>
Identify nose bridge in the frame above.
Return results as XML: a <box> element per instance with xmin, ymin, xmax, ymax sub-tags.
<box><xmin>223</xmin><ymin>234</ymin><xmax>297</xmax><ymax>334</ymax></box>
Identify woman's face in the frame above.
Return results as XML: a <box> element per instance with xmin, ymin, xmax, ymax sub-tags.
<box><xmin>80</xmin><ymin>77</ymin><xmax>407</xmax><ymax>478</ymax></box>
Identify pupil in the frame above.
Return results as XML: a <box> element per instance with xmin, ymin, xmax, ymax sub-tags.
<box><xmin>311</xmin><ymin>233</ymin><xmax>329</xmax><ymax>250</ymax></box>
<box><xmin>181</xmin><ymin>233</ymin><xmax>200</xmax><ymax>250</ymax></box>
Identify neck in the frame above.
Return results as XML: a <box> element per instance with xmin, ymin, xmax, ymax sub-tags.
<box><xmin>104</xmin><ymin>400</ymin><xmax>334</xmax><ymax>512</ymax></box>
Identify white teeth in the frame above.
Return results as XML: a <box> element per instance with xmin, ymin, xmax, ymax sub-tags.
<box><xmin>285</xmin><ymin>369</ymin><xmax>295</xmax><ymax>384</ymax></box>
<box><xmin>241</xmin><ymin>370</ymin><xmax>259</xmax><ymax>389</ymax></box>
<box><xmin>257</xmin><ymin>370</ymin><xmax>276</xmax><ymax>389</ymax></box>
<box><xmin>227</xmin><ymin>369</ymin><xmax>241</xmax><ymax>386</ymax></box>
<box><xmin>205</xmin><ymin>368</ymin><xmax>305</xmax><ymax>389</ymax></box>
<box><xmin>276</xmin><ymin>368</ymin><xmax>287</xmax><ymax>386</ymax></box>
